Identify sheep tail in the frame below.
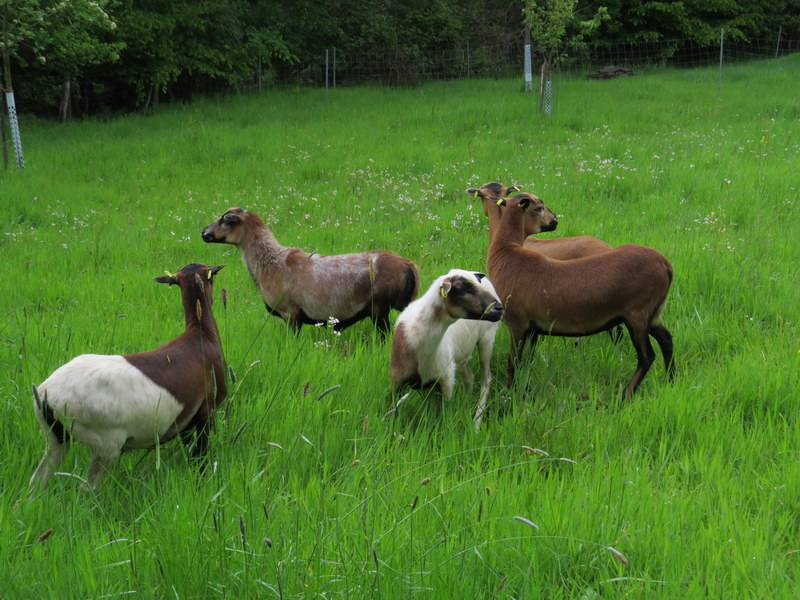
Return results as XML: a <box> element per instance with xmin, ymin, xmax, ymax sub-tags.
<box><xmin>650</xmin><ymin>261</ymin><xmax>674</xmax><ymax>325</ymax></box>
<box><xmin>32</xmin><ymin>385</ymin><xmax>70</xmax><ymax>445</ymax></box>
<box><xmin>398</xmin><ymin>264</ymin><xmax>420</xmax><ymax>309</ymax></box>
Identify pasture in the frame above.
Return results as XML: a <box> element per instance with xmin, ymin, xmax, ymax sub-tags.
<box><xmin>1</xmin><ymin>56</ymin><xmax>799</xmax><ymax>598</ymax></box>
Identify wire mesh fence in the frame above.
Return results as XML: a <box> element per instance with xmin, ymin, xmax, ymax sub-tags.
<box><xmin>264</xmin><ymin>34</ymin><xmax>798</xmax><ymax>90</ymax></box>
<box><xmin>273</xmin><ymin>37</ymin><xmax>524</xmax><ymax>88</ymax></box>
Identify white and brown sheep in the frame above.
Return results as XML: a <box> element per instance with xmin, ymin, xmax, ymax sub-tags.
<box><xmin>29</xmin><ymin>263</ymin><xmax>227</xmax><ymax>490</ymax></box>
<box><xmin>466</xmin><ymin>182</ymin><xmax>613</xmax><ymax>259</ymax></box>
<box><xmin>488</xmin><ymin>194</ymin><xmax>675</xmax><ymax>398</ymax></box>
<box><xmin>390</xmin><ymin>269</ymin><xmax>504</xmax><ymax>430</ymax></box>
<box><xmin>202</xmin><ymin>208</ymin><xmax>419</xmax><ymax>334</ymax></box>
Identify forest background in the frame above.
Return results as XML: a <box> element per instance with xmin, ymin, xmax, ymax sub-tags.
<box><xmin>2</xmin><ymin>0</ymin><xmax>800</xmax><ymax>119</ymax></box>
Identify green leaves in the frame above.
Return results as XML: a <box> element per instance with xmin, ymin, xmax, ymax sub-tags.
<box><xmin>2</xmin><ymin>0</ymin><xmax>121</xmax><ymax>71</ymax></box>
<box><xmin>523</xmin><ymin>0</ymin><xmax>610</xmax><ymax>66</ymax></box>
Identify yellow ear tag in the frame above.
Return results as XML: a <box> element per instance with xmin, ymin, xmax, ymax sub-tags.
<box><xmin>512</xmin><ymin>186</ymin><xmax>521</xmax><ymax>192</ymax></box>
<box><xmin>207</xmin><ymin>270</ymin><xmax>213</xmax><ymax>280</ymax></box>
<box><xmin>440</xmin><ymin>287</ymin><xmax>448</xmax><ymax>299</ymax></box>
<box><xmin>496</xmin><ymin>199</ymin><xmax>504</xmax><ymax>206</ymax></box>
<box><xmin>473</xmin><ymin>191</ymin><xmax>479</xmax><ymax>198</ymax></box>
<box><xmin>164</xmin><ymin>270</ymin><xmax>174</xmax><ymax>278</ymax></box>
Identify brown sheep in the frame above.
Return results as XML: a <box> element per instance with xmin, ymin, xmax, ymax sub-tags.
<box><xmin>202</xmin><ymin>208</ymin><xmax>419</xmax><ymax>333</ymax></box>
<box><xmin>488</xmin><ymin>193</ymin><xmax>675</xmax><ymax>398</ymax></box>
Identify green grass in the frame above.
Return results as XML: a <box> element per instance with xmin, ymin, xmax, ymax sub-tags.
<box><xmin>2</xmin><ymin>55</ymin><xmax>799</xmax><ymax>598</ymax></box>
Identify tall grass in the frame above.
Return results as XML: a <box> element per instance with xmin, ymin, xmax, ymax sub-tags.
<box><xmin>2</xmin><ymin>55</ymin><xmax>799</xmax><ymax>598</ymax></box>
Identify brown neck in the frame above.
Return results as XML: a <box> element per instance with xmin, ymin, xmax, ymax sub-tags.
<box><xmin>241</xmin><ymin>222</ymin><xmax>286</xmax><ymax>262</ymax></box>
<box><xmin>484</xmin><ymin>201</ymin><xmax>503</xmax><ymax>245</ymax></box>
<box><xmin>492</xmin><ymin>205</ymin><xmax>527</xmax><ymax>252</ymax></box>
<box><xmin>180</xmin><ymin>284</ymin><xmax>219</xmax><ymax>339</ymax></box>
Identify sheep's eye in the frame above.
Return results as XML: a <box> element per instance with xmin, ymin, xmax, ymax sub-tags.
<box><xmin>535</xmin><ymin>206</ymin><xmax>544</xmax><ymax>212</ymax></box>
<box><xmin>451</xmin><ymin>281</ymin><xmax>473</xmax><ymax>296</ymax></box>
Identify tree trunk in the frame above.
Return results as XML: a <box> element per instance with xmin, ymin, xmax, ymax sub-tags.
<box><xmin>143</xmin><ymin>83</ymin><xmax>160</xmax><ymax>112</ymax></box>
<box><xmin>538</xmin><ymin>59</ymin><xmax>552</xmax><ymax>112</ymax></box>
<box><xmin>59</xmin><ymin>72</ymin><xmax>71</xmax><ymax>122</ymax></box>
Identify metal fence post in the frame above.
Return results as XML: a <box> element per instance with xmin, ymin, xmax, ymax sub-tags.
<box><xmin>1</xmin><ymin>92</ymin><xmax>7</xmax><ymax>169</ymax></box>
<box><xmin>524</xmin><ymin>26</ymin><xmax>533</xmax><ymax>93</ymax></box>
<box><xmin>5</xmin><ymin>91</ymin><xmax>23</xmax><ymax>168</ymax></box>
<box><xmin>332</xmin><ymin>47</ymin><xmax>336</xmax><ymax>89</ymax></box>
<box><xmin>545</xmin><ymin>78</ymin><xmax>552</xmax><ymax>115</ymax></box>
<box><xmin>325</xmin><ymin>49</ymin><xmax>329</xmax><ymax>103</ymax></box>
<box><xmin>775</xmin><ymin>26</ymin><xmax>782</xmax><ymax>58</ymax></box>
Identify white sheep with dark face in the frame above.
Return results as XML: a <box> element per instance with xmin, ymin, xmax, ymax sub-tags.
<box><xmin>390</xmin><ymin>269</ymin><xmax>504</xmax><ymax>430</ymax></box>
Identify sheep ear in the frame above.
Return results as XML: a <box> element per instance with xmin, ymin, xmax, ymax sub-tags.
<box><xmin>508</xmin><ymin>185</ymin><xmax>522</xmax><ymax>193</ymax></box>
<box><xmin>210</xmin><ymin>265</ymin><xmax>225</xmax><ymax>278</ymax></box>
<box><xmin>154</xmin><ymin>274</ymin><xmax>178</xmax><ymax>286</ymax></box>
<box><xmin>440</xmin><ymin>280</ymin><xmax>452</xmax><ymax>298</ymax></box>
<box><xmin>519</xmin><ymin>197</ymin><xmax>531</xmax><ymax>210</ymax></box>
<box><xmin>474</xmin><ymin>272</ymin><xmax>486</xmax><ymax>282</ymax></box>
<box><xmin>222</xmin><ymin>212</ymin><xmax>242</xmax><ymax>225</ymax></box>
<box><xmin>466</xmin><ymin>187</ymin><xmax>485</xmax><ymax>199</ymax></box>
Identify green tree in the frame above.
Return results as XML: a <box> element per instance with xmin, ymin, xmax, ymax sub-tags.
<box><xmin>523</xmin><ymin>0</ymin><xmax>608</xmax><ymax>111</ymax></box>
<box><xmin>2</xmin><ymin>0</ymin><xmax>122</xmax><ymax>120</ymax></box>
<box><xmin>596</xmin><ymin>0</ymin><xmax>800</xmax><ymax>44</ymax></box>
<box><xmin>115</xmin><ymin>0</ymin><xmax>292</xmax><ymax>108</ymax></box>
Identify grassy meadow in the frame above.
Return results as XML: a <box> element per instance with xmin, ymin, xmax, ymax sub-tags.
<box><xmin>1</xmin><ymin>55</ymin><xmax>799</xmax><ymax>598</ymax></box>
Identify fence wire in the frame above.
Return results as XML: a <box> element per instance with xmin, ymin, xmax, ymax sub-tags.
<box><xmin>265</xmin><ymin>35</ymin><xmax>798</xmax><ymax>89</ymax></box>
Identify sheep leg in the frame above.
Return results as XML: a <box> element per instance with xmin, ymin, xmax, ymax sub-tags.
<box><xmin>507</xmin><ymin>337</ymin><xmax>523</xmax><ymax>387</ymax></box>
<box><xmin>458</xmin><ymin>363</ymin><xmax>475</xmax><ymax>393</ymax></box>
<box><xmin>473</xmin><ymin>397</ymin><xmax>487</xmax><ymax>432</ymax></box>
<box><xmin>85</xmin><ymin>441</ymin><xmax>124</xmax><ymax>490</ymax></box>
<box><xmin>608</xmin><ymin>325</ymin><xmax>625</xmax><ymax>344</ymax></box>
<box><xmin>438</xmin><ymin>373</ymin><xmax>455</xmax><ymax>400</ymax></box>
<box><xmin>190</xmin><ymin>405</ymin><xmax>216</xmax><ymax>465</ymax></box>
<box><xmin>191</xmin><ymin>426</ymin><xmax>210</xmax><ymax>462</ymax></box>
<box><xmin>649</xmin><ymin>324</ymin><xmax>675</xmax><ymax>381</ymax></box>
<box><xmin>473</xmin><ymin>336</ymin><xmax>496</xmax><ymax>432</ymax></box>
<box><xmin>369</xmin><ymin>304</ymin><xmax>392</xmax><ymax>336</ymax></box>
<box><xmin>507</xmin><ymin>325</ymin><xmax>538</xmax><ymax>387</ymax></box>
<box><xmin>623</xmin><ymin>323</ymin><xmax>656</xmax><ymax>399</ymax></box>
<box><xmin>29</xmin><ymin>438</ymin><xmax>69</xmax><ymax>488</ymax></box>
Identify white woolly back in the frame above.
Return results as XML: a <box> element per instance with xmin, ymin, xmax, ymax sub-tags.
<box><xmin>36</xmin><ymin>354</ymin><xmax>185</xmax><ymax>449</ymax></box>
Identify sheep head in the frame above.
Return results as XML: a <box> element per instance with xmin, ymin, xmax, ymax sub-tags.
<box><xmin>154</xmin><ymin>264</ymin><xmax>224</xmax><ymax>289</ymax></box>
<box><xmin>466</xmin><ymin>182</ymin><xmax>523</xmax><ymax>218</ymax></box>
<box><xmin>497</xmin><ymin>192</ymin><xmax>558</xmax><ymax>235</ymax></box>
<box><xmin>440</xmin><ymin>270</ymin><xmax>503</xmax><ymax>323</ymax></box>
<box><xmin>201</xmin><ymin>208</ymin><xmax>256</xmax><ymax>245</ymax></box>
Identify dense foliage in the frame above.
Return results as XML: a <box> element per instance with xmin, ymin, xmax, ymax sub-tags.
<box><xmin>1</xmin><ymin>0</ymin><xmax>798</xmax><ymax>117</ymax></box>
